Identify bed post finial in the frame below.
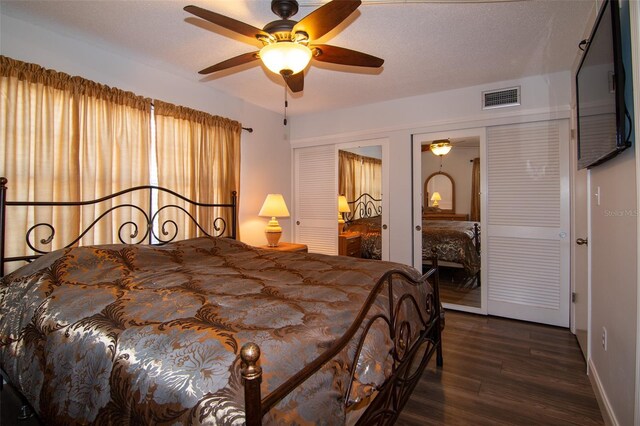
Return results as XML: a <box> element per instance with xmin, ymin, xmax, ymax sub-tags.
<box><xmin>0</xmin><ymin>177</ymin><xmax>7</xmax><ymax>277</ymax></box>
<box><xmin>241</xmin><ymin>342</ymin><xmax>263</xmax><ymax>426</ymax></box>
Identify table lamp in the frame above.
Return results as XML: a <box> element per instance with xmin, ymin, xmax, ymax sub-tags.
<box><xmin>338</xmin><ymin>195</ymin><xmax>350</xmax><ymax>234</ymax></box>
<box><xmin>258</xmin><ymin>194</ymin><xmax>290</xmax><ymax>247</ymax></box>
<box><xmin>431</xmin><ymin>192</ymin><xmax>442</xmax><ymax>207</ymax></box>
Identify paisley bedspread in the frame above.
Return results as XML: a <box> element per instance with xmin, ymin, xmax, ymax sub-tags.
<box><xmin>0</xmin><ymin>237</ymin><xmax>432</xmax><ymax>425</ymax></box>
<box><xmin>421</xmin><ymin>220</ymin><xmax>480</xmax><ymax>275</ymax></box>
<box><xmin>345</xmin><ymin>217</ymin><xmax>480</xmax><ymax>275</ymax></box>
<box><xmin>344</xmin><ymin>217</ymin><xmax>383</xmax><ymax>260</ymax></box>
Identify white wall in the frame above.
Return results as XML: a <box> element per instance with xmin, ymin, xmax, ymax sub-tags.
<box><xmin>589</xmin><ymin>149</ymin><xmax>637</xmax><ymax>426</ymax></box>
<box><xmin>291</xmin><ymin>72</ymin><xmax>572</xmax><ymax>266</ymax></box>
<box><xmin>572</xmin><ymin>1</ymin><xmax>639</xmax><ymax>424</ymax></box>
<box><xmin>421</xmin><ymin>146</ymin><xmax>479</xmax><ymax>217</ymax></box>
<box><xmin>291</xmin><ymin>72</ymin><xmax>571</xmax><ymax>142</ymax></box>
<box><xmin>0</xmin><ymin>13</ymin><xmax>290</xmax><ymax>246</ymax></box>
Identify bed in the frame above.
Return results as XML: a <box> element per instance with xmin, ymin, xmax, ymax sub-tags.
<box><xmin>421</xmin><ymin>220</ymin><xmax>481</xmax><ymax>287</ymax></box>
<box><xmin>343</xmin><ymin>193</ymin><xmax>383</xmax><ymax>260</ymax></box>
<box><xmin>343</xmin><ymin>193</ymin><xmax>480</xmax><ymax>286</ymax></box>
<box><xmin>0</xmin><ymin>177</ymin><xmax>443</xmax><ymax>425</ymax></box>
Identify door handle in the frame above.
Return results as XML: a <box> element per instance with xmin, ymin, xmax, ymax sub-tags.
<box><xmin>382</xmin><ymin>224</ymin><xmax>388</xmax><ymax>230</ymax></box>
<box><xmin>415</xmin><ymin>225</ymin><xmax>422</xmax><ymax>231</ymax></box>
<box><xmin>576</xmin><ymin>238</ymin><xmax>588</xmax><ymax>246</ymax></box>
<box><xmin>296</xmin><ymin>221</ymin><xmax>300</xmax><ymax>225</ymax></box>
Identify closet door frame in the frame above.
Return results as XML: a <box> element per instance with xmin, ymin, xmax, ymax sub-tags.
<box><xmin>337</xmin><ymin>138</ymin><xmax>390</xmax><ymax>261</ymax></box>
<box><xmin>412</xmin><ymin>127</ymin><xmax>488</xmax><ymax>315</ymax></box>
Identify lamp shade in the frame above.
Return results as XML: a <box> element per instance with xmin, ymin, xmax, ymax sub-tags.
<box><xmin>260</xmin><ymin>42</ymin><xmax>312</xmax><ymax>75</ymax></box>
<box><xmin>259</xmin><ymin>194</ymin><xmax>290</xmax><ymax>218</ymax></box>
<box><xmin>430</xmin><ymin>191</ymin><xmax>442</xmax><ymax>207</ymax></box>
<box><xmin>338</xmin><ymin>195</ymin><xmax>351</xmax><ymax>213</ymax></box>
<box><xmin>429</xmin><ymin>140</ymin><xmax>452</xmax><ymax>156</ymax></box>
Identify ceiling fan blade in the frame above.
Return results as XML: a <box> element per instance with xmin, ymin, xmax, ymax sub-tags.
<box><xmin>184</xmin><ymin>5</ymin><xmax>269</xmax><ymax>41</ymax></box>
<box><xmin>293</xmin><ymin>0</ymin><xmax>361</xmax><ymax>41</ymax></box>
<box><xmin>199</xmin><ymin>52</ymin><xmax>260</xmax><ymax>75</ymax></box>
<box><xmin>311</xmin><ymin>44</ymin><xmax>384</xmax><ymax>67</ymax></box>
<box><xmin>298</xmin><ymin>0</ymin><xmax>523</xmax><ymax>5</ymax></box>
<box><xmin>284</xmin><ymin>72</ymin><xmax>304</xmax><ymax>93</ymax></box>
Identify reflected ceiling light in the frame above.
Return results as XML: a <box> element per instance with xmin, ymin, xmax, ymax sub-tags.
<box><xmin>429</xmin><ymin>139</ymin><xmax>452</xmax><ymax>156</ymax></box>
<box><xmin>260</xmin><ymin>42</ymin><xmax>312</xmax><ymax>75</ymax></box>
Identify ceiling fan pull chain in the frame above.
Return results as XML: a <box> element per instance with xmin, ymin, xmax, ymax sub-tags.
<box><xmin>284</xmin><ymin>85</ymin><xmax>288</xmax><ymax>126</ymax></box>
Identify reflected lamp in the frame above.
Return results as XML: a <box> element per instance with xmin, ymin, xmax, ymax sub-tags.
<box><xmin>431</xmin><ymin>192</ymin><xmax>442</xmax><ymax>207</ymax></box>
<box><xmin>338</xmin><ymin>195</ymin><xmax>351</xmax><ymax>234</ymax></box>
<box><xmin>429</xmin><ymin>139</ymin><xmax>452</xmax><ymax>156</ymax></box>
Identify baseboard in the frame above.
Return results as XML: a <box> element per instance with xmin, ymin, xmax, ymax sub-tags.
<box><xmin>588</xmin><ymin>358</ymin><xmax>620</xmax><ymax>426</ymax></box>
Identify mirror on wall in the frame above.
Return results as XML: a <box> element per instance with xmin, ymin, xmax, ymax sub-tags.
<box><xmin>425</xmin><ymin>172</ymin><xmax>455</xmax><ymax>212</ymax></box>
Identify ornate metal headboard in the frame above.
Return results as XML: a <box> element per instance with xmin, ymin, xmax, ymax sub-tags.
<box><xmin>0</xmin><ymin>177</ymin><xmax>237</xmax><ymax>276</ymax></box>
<box><xmin>344</xmin><ymin>193</ymin><xmax>382</xmax><ymax>222</ymax></box>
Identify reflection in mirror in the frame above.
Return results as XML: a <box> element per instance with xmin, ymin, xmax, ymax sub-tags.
<box><xmin>338</xmin><ymin>147</ymin><xmax>383</xmax><ymax>260</ymax></box>
<box><xmin>425</xmin><ymin>172</ymin><xmax>454</xmax><ymax>212</ymax></box>
<box><xmin>420</xmin><ymin>137</ymin><xmax>481</xmax><ymax>310</ymax></box>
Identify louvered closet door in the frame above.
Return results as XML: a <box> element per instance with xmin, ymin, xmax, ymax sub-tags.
<box><xmin>293</xmin><ymin>145</ymin><xmax>338</xmax><ymax>255</ymax></box>
<box><xmin>486</xmin><ymin>120</ymin><xmax>570</xmax><ymax>327</ymax></box>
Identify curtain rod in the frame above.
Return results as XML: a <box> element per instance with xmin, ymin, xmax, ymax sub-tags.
<box><xmin>149</xmin><ymin>101</ymin><xmax>252</xmax><ymax>133</ymax></box>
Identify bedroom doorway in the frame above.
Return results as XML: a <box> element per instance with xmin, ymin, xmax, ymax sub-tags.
<box><xmin>412</xmin><ymin>128</ymin><xmax>487</xmax><ymax>314</ymax></box>
<box><xmin>337</xmin><ymin>139</ymin><xmax>390</xmax><ymax>261</ymax></box>
<box><xmin>572</xmin><ymin>149</ymin><xmax>589</xmax><ymax>358</ymax></box>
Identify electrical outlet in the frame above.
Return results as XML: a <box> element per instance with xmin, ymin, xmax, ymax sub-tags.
<box><xmin>602</xmin><ymin>327</ymin><xmax>608</xmax><ymax>351</ymax></box>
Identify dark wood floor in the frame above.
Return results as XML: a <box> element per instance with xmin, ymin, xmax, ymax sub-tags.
<box><xmin>397</xmin><ymin>311</ymin><xmax>603</xmax><ymax>425</ymax></box>
<box><xmin>440</xmin><ymin>280</ymin><xmax>481</xmax><ymax>308</ymax></box>
<box><xmin>431</xmin><ymin>266</ymin><xmax>481</xmax><ymax>308</ymax></box>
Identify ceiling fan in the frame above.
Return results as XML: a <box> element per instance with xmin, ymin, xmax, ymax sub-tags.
<box><xmin>184</xmin><ymin>0</ymin><xmax>384</xmax><ymax>93</ymax></box>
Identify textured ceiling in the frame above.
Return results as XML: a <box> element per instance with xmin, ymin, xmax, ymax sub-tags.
<box><xmin>0</xmin><ymin>0</ymin><xmax>593</xmax><ymax>116</ymax></box>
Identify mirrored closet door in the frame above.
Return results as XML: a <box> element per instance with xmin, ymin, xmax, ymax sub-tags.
<box><xmin>338</xmin><ymin>140</ymin><xmax>389</xmax><ymax>261</ymax></box>
<box><xmin>412</xmin><ymin>128</ymin><xmax>486</xmax><ymax>314</ymax></box>
<box><xmin>293</xmin><ymin>140</ymin><xmax>389</xmax><ymax>260</ymax></box>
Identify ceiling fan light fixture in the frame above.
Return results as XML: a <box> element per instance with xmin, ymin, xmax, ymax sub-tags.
<box><xmin>260</xmin><ymin>42</ymin><xmax>312</xmax><ymax>75</ymax></box>
<box><xmin>429</xmin><ymin>140</ymin><xmax>452</xmax><ymax>156</ymax></box>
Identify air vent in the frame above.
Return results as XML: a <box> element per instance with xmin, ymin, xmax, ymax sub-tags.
<box><xmin>482</xmin><ymin>86</ymin><xmax>521</xmax><ymax>110</ymax></box>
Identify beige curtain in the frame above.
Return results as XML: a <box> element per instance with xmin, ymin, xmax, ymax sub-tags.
<box><xmin>470</xmin><ymin>157</ymin><xmax>481</xmax><ymax>221</ymax></box>
<box><xmin>154</xmin><ymin>100</ymin><xmax>241</xmax><ymax>240</ymax></box>
<box><xmin>0</xmin><ymin>56</ymin><xmax>151</xmax><ymax>270</ymax></box>
<box><xmin>339</xmin><ymin>150</ymin><xmax>382</xmax><ymax>203</ymax></box>
<box><xmin>1</xmin><ymin>56</ymin><xmax>79</xmax><ymax>264</ymax></box>
<box><xmin>77</xmin><ymin>80</ymin><xmax>151</xmax><ymax>245</ymax></box>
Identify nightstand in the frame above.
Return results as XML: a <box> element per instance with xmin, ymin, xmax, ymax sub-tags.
<box><xmin>339</xmin><ymin>232</ymin><xmax>361</xmax><ymax>258</ymax></box>
<box><xmin>259</xmin><ymin>242</ymin><xmax>308</xmax><ymax>253</ymax></box>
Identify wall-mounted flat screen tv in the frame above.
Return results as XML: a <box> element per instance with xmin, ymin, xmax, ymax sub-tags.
<box><xmin>576</xmin><ymin>0</ymin><xmax>630</xmax><ymax>170</ymax></box>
